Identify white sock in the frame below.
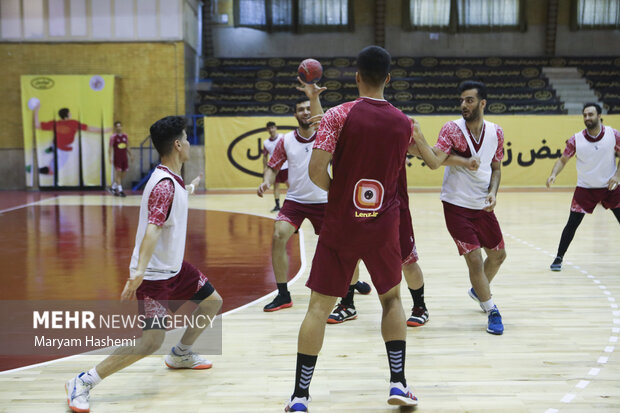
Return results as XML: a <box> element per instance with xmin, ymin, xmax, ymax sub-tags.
<box><xmin>173</xmin><ymin>342</ymin><xmax>192</xmax><ymax>355</ymax></box>
<box><xmin>117</xmin><ymin>184</ymin><xmax>123</xmax><ymax>192</ymax></box>
<box><xmin>111</xmin><ymin>182</ymin><xmax>118</xmax><ymax>190</ymax></box>
<box><xmin>80</xmin><ymin>367</ymin><xmax>102</xmax><ymax>387</ymax></box>
<box><xmin>481</xmin><ymin>298</ymin><xmax>495</xmax><ymax>313</ymax></box>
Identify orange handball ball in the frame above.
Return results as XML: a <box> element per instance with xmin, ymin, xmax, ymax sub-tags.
<box><xmin>298</xmin><ymin>58</ymin><xmax>323</xmax><ymax>84</ymax></box>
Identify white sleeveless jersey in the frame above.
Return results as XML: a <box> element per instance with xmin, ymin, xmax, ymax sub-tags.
<box><xmin>283</xmin><ymin>130</ymin><xmax>328</xmax><ymax>204</ymax></box>
<box><xmin>130</xmin><ymin>166</ymin><xmax>188</xmax><ymax>281</ymax></box>
<box><xmin>575</xmin><ymin>126</ymin><xmax>617</xmax><ymax>188</ymax></box>
<box><xmin>440</xmin><ymin>118</ymin><xmax>499</xmax><ymax>210</ymax></box>
<box><xmin>264</xmin><ymin>134</ymin><xmax>288</xmax><ymax>170</ymax></box>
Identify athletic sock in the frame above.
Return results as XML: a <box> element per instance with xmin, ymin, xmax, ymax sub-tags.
<box><xmin>277</xmin><ymin>283</ymin><xmax>289</xmax><ymax>297</ymax></box>
<box><xmin>341</xmin><ymin>284</ymin><xmax>355</xmax><ymax>306</ymax></box>
<box><xmin>111</xmin><ymin>182</ymin><xmax>118</xmax><ymax>190</ymax></box>
<box><xmin>293</xmin><ymin>353</ymin><xmax>317</xmax><ymax>398</ymax></box>
<box><xmin>385</xmin><ymin>340</ymin><xmax>407</xmax><ymax>387</ymax></box>
<box><xmin>117</xmin><ymin>184</ymin><xmax>123</xmax><ymax>192</ymax></box>
<box><xmin>274</xmin><ymin>199</ymin><xmax>280</xmax><ymax>208</ymax></box>
<box><xmin>173</xmin><ymin>342</ymin><xmax>192</xmax><ymax>355</ymax></box>
<box><xmin>80</xmin><ymin>367</ymin><xmax>102</xmax><ymax>387</ymax></box>
<box><xmin>481</xmin><ymin>298</ymin><xmax>495</xmax><ymax>313</ymax></box>
<box><xmin>409</xmin><ymin>284</ymin><xmax>425</xmax><ymax>308</ymax></box>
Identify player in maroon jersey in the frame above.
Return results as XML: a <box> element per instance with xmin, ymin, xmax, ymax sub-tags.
<box><xmin>285</xmin><ymin>46</ymin><xmax>418</xmax><ymax>412</ymax></box>
<box><xmin>108</xmin><ymin>121</ymin><xmax>134</xmax><ymax>197</ymax></box>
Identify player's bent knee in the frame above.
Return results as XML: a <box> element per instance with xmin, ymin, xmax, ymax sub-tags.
<box><xmin>138</xmin><ymin>330</ymin><xmax>165</xmax><ymax>354</ymax></box>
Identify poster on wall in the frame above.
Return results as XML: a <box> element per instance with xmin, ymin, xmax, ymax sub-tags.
<box><xmin>202</xmin><ymin>114</ymin><xmax>620</xmax><ymax>189</ymax></box>
<box><xmin>20</xmin><ymin>75</ymin><xmax>115</xmax><ymax>188</ymax></box>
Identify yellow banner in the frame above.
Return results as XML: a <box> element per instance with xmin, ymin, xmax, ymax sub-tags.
<box><xmin>20</xmin><ymin>75</ymin><xmax>114</xmax><ymax>187</ymax></box>
<box><xmin>204</xmin><ymin>115</ymin><xmax>620</xmax><ymax>189</ymax></box>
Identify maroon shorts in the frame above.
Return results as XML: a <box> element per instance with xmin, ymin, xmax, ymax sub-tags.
<box><xmin>275</xmin><ymin>168</ymin><xmax>288</xmax><ymax>184</ymax></box>
<box><xmin>276</xmin><ymin>199</ymin><xmax>326</xmax><ymax>235</ymax></box>
<box><xmin>400</xmin><ymin>207</ymin><xmax>418</xmax><ymax>264</ymax></box>
<box><xmin>114</xmin><ymin>157</ymin><xmax>129</xmax><ymax>172</ymax></box>
<box><xmin>442</xmin><ymin>201</ymin><xmax>505</xmax><ymax>256</ymax></box>
<box><xmin>571</xmin><ymin>186</ymin><xmax>620</xmax><ymax>214</ymax></box>
<box><xmin>306</xmin><ymin>237</ymin><xmax>402</xmax><ymax>297</ymax></box>
<box><xmin>136</xmin><ymin>261</ymin><xmax>211</xmax><ymax>320</ymax></box>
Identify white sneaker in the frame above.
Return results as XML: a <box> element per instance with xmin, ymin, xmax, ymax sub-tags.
<box><xmin>164</xmin><ymin>347</ymin><xmax>213</xmax><ymax>369</ymax></box>
<box><xmin>387</xmin><ymin>382</ymin><xmax>418</xmax><ymax>406</ymax></box>
<box><xmin>284</xmin><ymin>396</ymin><xmax>310</xmax><ymax>412</ymax></box>
<box><xmin>65</xmin><ymin>373</ymin><xmax>92</xmax><ymax>412</ymax></box>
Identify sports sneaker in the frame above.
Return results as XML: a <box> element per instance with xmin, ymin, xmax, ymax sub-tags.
<box><xmin>468</xmin><ymin>287</ymin><xmax>485</xmax><ymax>311</ymax></box>
<box><xmin>387</xmin><ymin>382</ymin><xmax>418</xmax><ymax>406</ymax></box>
<box><xmin>486</xmin><ymin>306</ymin><xmax>504</xmax><ymax>335</ymax></box>
<box><xmin>264</xmin><ymin>293</ymin><xmax>292</xmax><ymax>312</ymax></box>
<box><xmin>407</xmin><ymin>306</ymin><xmax>429</xmax><ymax>327</ymax></box>
<box><xmin>118</xmin><ymin>191</ymin><xmax>127</xmax><ymax>198</ymax></box>
<box><xmin>165</xmin><ymin>347</ymin><xmax>213</xmax><ymax>369</ymax></box>
<box><xmin>65</xmin><ymin>373</ymin><xmax>93</xmax><ymax>413</ymax></box>
<box><xmin>354</xmin><ymin>280</ymin><xmax>372</xmax><ymax>295</ymax></box>
<box><xmin>271</xmin><ymin>205</ymin><xmax>281</xmax><ymax>212</ymax></box>
<box><xmin>550</xmin><ymin>256</ymin><xmax>562</xmax><ymax>271</ymax></box>
<box><xmin>284</xmin><ymin>396</ymin><xmax>309</xmax><ymax>412</ymax></box>
<box><xmin>327</xmin><ymin>302</ymin><xmax>357</xmax><ymax>324</ymax></box>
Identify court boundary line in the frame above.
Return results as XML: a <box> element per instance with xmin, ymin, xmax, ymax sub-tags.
<box><xmin>0</xmin><ymin>196</ymin><xmax>59</xmax><ymax>215</ymax></box>
<box><xmin>0</xmin><ymin>208</ymin><xmax>307</xmax><ymax>375</ymax></box>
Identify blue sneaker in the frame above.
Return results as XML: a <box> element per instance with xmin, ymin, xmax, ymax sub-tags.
<box><xmin>550</xmin><ymin>256</ymin><xmax>562</xmax><ymax>271</ymax></box>
<box><xmin>387</xmin><ymin>382</ymin><xmax>418</xmax><ymax>406</ymax></box>
<box><xmin>285</xmin><ymin>396</ymin><xmax>309</xmax><ymax>412</ymax></box>
<box><xmin>468</xmin><ymin>288</ymin><xmax>485</xmax><ymax>311</ymax></box>
<box><xmin>487</xmin><ymin>307</ymin><xmax>504</xmax><ymax>335</ymax></box>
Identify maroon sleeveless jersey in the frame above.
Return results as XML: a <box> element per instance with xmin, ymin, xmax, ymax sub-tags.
<box><xmin>313</xmin><ymin>97</ymin><xmax>412</xmax><ymax>250</ymax></box>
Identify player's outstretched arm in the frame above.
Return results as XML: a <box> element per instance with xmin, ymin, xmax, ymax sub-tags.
<box><xmin>297</xmin><ymin>76</ymin><xmax>326</xmax><ymax>118</ymax></box>
<box><xmin>122</xmin><ymin>224</ymin><xmax>163</xmax><ymax>301</ymax></box>
<box><xmin>410</xmin><ymin>119</ymin><xmax>447</xmax><ymax>169</ymax></box>
<box><xmin>308</xmin><ymin>148</ymin><xmax>332</xmax><ymax>191</ymax></box>
<box><xmin>546</xmin><ymin>155</ymin><xmax>570</xmax><ymax>188</ymax></box>
<box><xmin>257</xmin><ymin>167</ymin><xmax>277</xmax><ymax>197</ymax></box>
<box><xmin>186</xmin><ymin>173</ymin><xmax>202</xmax><ymax>195</ymax></box>
<box><xmin>443</xmin><ymin>154</ymin><xmax>479</xmax><ymax>171</ymax></box>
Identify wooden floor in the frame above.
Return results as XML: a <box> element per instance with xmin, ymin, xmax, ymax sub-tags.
<box><xmin>0</xmin><ymin>189</ymin><xmax>619</xmax><ymax>413</ymax></box>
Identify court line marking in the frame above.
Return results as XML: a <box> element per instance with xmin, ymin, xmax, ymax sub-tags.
<box><xmin>0</xmin><ymin>206</ymin><xmax>307</xmax><ymax>375</ymax></box>
<box><xmin>503</xmin><ymin>231</ymin><xmax>618</xmax><ymax>412</ymax></box>
<box><xmin>0</xmin><ymin>196</ymin><xmax>59</xmax><ymax>214</ymax></box>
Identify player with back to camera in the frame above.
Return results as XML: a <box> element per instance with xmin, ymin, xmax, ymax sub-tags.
<box><xmin>65</xmin><ymin>116</ymin><xmax>222</xmax><ymax>413</ymax></box>
<box><xmin>546</xmin><ymin>102</ymin><xmax>620</xmax><ymax>271</ymax></box>
<box><xmin>412</xmin><ymin>80</ymin><xmax>507</xmax><ymax>336</ymax></box>
<box><xmin>285</xmin><ymin>46</ymin><xmax>419</xmax><ymax>412</ymax></box>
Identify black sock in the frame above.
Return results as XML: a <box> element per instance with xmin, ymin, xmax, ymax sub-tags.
<box><xmin>275</xmin><ymin>199</ymin><xmax>280</xmax><ymax>208</ymax></box>
<box><xmin>612</xmin><ymin>208</ymin><xmax>620</xmax><ymax>223</ymax></box>
<box><xmin>556</xmin><ymin>211</ymin><xmax>585</xmax><ymax>258</ymax></box>
<box><xmin>277</xmin><ymin>283</ymin><xmax>289</xmax><ymax>297</ymax></box>
<box><xmin>386</xmin><ymin>340</ymin><xmax>406</xmax><ymax>386</ymax></box>
<box><xmin>293</xmin><ymin>353</ymin><xmax>317</xmax><ymax>398</ymax></box>
<box><xmin>409</xmin><ymin>285</ymin><xmax>425</xmax><ymax>308</ymax></box>
<box><xmin>341</xmin><ymin>284</ymin><xmax>355</xmax><ymax>306</ymax></box>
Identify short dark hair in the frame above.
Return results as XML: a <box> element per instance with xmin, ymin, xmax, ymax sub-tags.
<box><xmin>295</xmin><ymin>97</ymin><xmax>310</xmax><ymax>111</ymax></box>
<box><xmin>459</xmin><ymin>80</ymin><xmax>487</xmax><ymax>100</ymax></box>
<box><xmin>583</xmin><ymin>102</ymin><xmax>602</xmax><ymax>115</ymax></box>
<box><xmin>149</xmin><ymin>116</ymin><xmax>186</xmax><ymax>157</ymax></box>
<box><xmin>114</xmin><ymin>121</ymin><xmax>121</xmax><ymax>126</ymax></box>
<box><xmin>58</xmin><ymin>108</ymin><xmax>69</xmax><ymax>119</ymax></box>
<box><xmin>357</xmin><ymin>46</ymin><xmax>391</xmax><ymax>88</ymax></box>
<box><xmin>266</xmin><ymin>121</ymin><xmax>276</xmax><ymax>128</ymax></box>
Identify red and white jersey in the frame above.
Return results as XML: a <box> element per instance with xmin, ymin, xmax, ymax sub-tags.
<box><xmin>268</xmin><ymin>130</ymin><xmax>327</xmax><ymax>204</ymax></box>
<box><xmin>130</xmin><ymin>165</ymin><xmax>189</xmax><ymax>281</ymax></box>
<box><xmin>563</xmin><ymin>126</ymin><xmax>620</xmax><ymax>188</ymax></box>
<box><xmin>313</xmin><ymin>97</ymin><xmax>412</xmax><ymax>249</ymax></box>
<box><xmin>263</xmin><ymin>134</ymin><xmax>288</xmax><ymax>170</ymax></box>
<box><xmin>436</xmin><ymin>118</ymin><xmax>504</xmax><ymax>210</ymax></box>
